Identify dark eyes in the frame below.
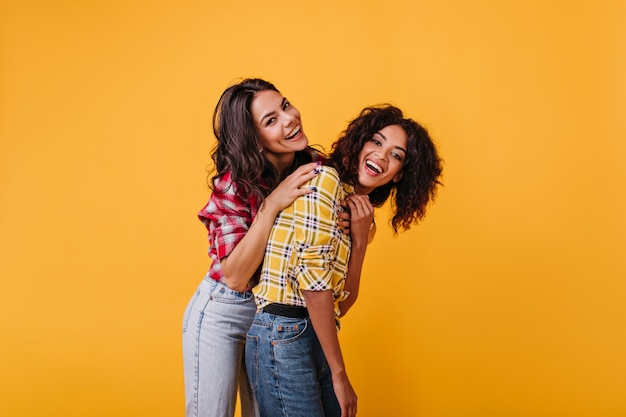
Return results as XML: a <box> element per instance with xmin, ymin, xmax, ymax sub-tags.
<box><xmin>263</xmin><ymin>101</ymin><xmax>291</xmax><ymax>126</ymax></box>
<box><xmin>369</xmin><ymin>136</ymin><xmax>404</xmax><ymax>161</ymax></box>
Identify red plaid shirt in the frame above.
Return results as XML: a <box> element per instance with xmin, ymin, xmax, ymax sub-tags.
<box><xmin>198</xmin><ymin>172</ymin><xmax>261</xmax><ymax>285</ymax></box>
<box><xmin>199</xmin><ymin>149</ymin><xmax>324</xmax><ymax>286</ymax></box>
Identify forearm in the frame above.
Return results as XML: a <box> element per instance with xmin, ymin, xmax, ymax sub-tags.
<box><xmin>220</xmin><ymin>202</ymin><xmax>279</xmax><ymax>291</ymax></box>
<box><xmin>302</xmin><ymin>290</ymin><xmax>347</xmax><ymax>378</ymax></box>
<box><xmin>303</xmin><ymin>289</ymin><xmax>357</xmax><ymax>416</ymax></box>
<box><xmin>338</xmin><ymin>240</ymin><xmax>367</xmax><ymax>317</ymax></box>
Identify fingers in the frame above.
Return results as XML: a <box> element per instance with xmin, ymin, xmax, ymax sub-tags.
<box><xmin>288</xmin><ymin>161</ymin><xmax>322</xmax><ymax>186</ymax></box>
<box><xmin>275</xmin><ymin>162</ymin><xmax>321</xmax><ymax>194</ymax></box>
<box><xmin>345</xmin><ymin>195</ymin><xmax>373</xmax><ymax>220</ymax></box>
<box><xmin>337</xmin><ymin>219</ymin><xmax>351</xmax><ymax>234</ymax></box>
<box><xmin>336</xmin><ymin>207</ymin><xmax>351</xmax><ymax>221</ymax></box>
<box><xmin>341</xmin><ymin>402</ymin><xmax>357</xmax><ymax>417</ymax></box>
<box><xmin>340</xmin><ymin>395</ymin><xmax>357</xmax><ymax>417</ymax></box>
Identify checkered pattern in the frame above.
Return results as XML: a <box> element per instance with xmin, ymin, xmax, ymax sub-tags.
<box><xmin>253</xmin><ymin>166</ymin><xmax>353</xmax><ymax>319</ymax></box>
<box><xmin>198</xmin><ymin>149</ymin><xmax>325</xmax><ymax>286</ymax></box>
<box><xmin>198</xmin><ymin>171</ymin><xmax>260</xmax><ymax>284</ymax></box>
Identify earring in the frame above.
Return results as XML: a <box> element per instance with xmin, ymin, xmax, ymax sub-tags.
<box><xmin>258</xmin><ymin>148</ymin><xmax>263</xmax><ymax>153</ymax></box>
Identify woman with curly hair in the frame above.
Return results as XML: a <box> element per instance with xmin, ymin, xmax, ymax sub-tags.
<box><xmin>246</xmin><ymin>104</ymin><xmax>443</xmax><ymax>417</ymax></box>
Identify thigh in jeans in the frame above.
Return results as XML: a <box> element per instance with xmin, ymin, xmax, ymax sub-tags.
<box><xmin>247</xmin><ymin>314</ymin><xmax>327</xmax><ymax>417</ymax></box>
<box><xmin>182</xmin><ymin>278</ymin><xmax>256</xmax><ymax>417</ymax></box>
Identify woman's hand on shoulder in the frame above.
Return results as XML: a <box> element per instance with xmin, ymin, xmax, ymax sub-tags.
<box><xmin>264</xmin><ymin>161</ymin><xmax>321</xmax><ymax>214</ymax></box>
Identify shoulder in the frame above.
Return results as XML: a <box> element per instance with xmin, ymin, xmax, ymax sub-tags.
<box><xmin>213</xmin><ymin>171</ymin><xmax>234</xmax><ymax>190</ymax></box>
<box><xmin>213</xmin><ymin>171</ymin><xmax>247</xmax><ymax>196</ymax></box>
<box><xmin>307</xmin><ymin>166</ymin><xmax>343</xmax><ymax>199</ymax></box>
<box><xmin>312</xmin><ymin>166</ymin><xmax>340</xmax><ymax>184</ymax></box>
<box><xmin>208</xmin><ymin>171</ymin><xmax>256</xmax><ymax>211</ymax></box>
<box><xmin>307</xmin><ymin>147</ymin><xmax>327</xmax><ymax>164</ymax></box>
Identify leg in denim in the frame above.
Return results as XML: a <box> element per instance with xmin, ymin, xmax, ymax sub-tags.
<box><xmin>246</xmin><ymin>312</ymin><xmax>340</xmax><ymax>417</ymax></box>
<box><xmin>182</xmin><ymin>277</ymin><xmax>257</xmax><ymax>417</ymax></box>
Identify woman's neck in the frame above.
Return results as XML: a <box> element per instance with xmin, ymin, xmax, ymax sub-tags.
<box><xmin>353</xmin><ymin>183</ymin><xmax>373</xmax><ymax>195</ymax></box>
<box><xmin>265</xmin><ymin>153</ymin><xmax>295</xmax><ymax>177</ymax></box>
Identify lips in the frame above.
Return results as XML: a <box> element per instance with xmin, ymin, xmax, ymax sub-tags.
<box><xmin>285</xmin><ymin>126</ymin><xmax>301</xmax><ymax>140</ymax></box>
<box><xmin>365</xmin><ymin>159</ymin><xmax>383</xmax><ymax>174</ymax></box>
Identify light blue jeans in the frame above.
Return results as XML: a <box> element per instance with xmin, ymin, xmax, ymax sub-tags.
<box><xmin>182</xmin><ymin>276</ymin><xmax>258</xmax><ymax>417</ymax></box>
<box><xmin>245</xmin><ymin>312</ymin><xmax>340</xmax><ymax>417</ymax></box>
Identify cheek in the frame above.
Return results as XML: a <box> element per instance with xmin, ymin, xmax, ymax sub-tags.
<box><xmin>289</xmin><ymin>107</ymin><xmax>302</xmax><ymax>120</ymax></box>
<box><xmin>361</xmin><ymin>142</ymin><xmax>375</xmax><ymax>152</ymax></box>
<box><xmin>389</xmin><ymin>161</ymin><xmax>404</xmax><ymax>177</ymax></box>
<box><xmin>258</xmin><ymin>129</ymin><xmax>278</xmax><ymax>147</ymax></box>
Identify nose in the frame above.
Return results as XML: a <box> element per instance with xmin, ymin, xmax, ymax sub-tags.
<box><xmin>282</xmin><ymin>110</ymin><xmax>296</xmax><ymax>126</ymax></box>
<box><xmin>375</xmin><ymin>150</ymin><xmax>388</xmax><ymax>162</ymax></box>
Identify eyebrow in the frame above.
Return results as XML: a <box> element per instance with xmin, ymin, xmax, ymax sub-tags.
<box><xmin>375</xmin><ymin>131</ymin><xmax>407</xmax><ymax>154</ymax></box>
<box><xmin>259</xmin><ymin>97</ymin><xmax>287</xmax><ymax>123</ymax></box>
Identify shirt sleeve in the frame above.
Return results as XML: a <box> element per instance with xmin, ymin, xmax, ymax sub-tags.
<box><xmin>198</xmin><ymin>175</ymin><xmax>253</xmax><ymax>260</ymax></box>
<box><xmin>292</xmin><ymin>167</ymin><xmax>344</xmax><ymax>291</ymax></box>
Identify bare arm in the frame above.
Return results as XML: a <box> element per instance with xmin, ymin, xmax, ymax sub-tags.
<box><xmin>220</xmin><ymin>162</ymin><xmax>321</xmax><ymax>291</ymax></box>
<box><xmin>338</xmin><ymin>194</ymin><xmax>374</xmax><ymax>317</ymax></box>
<box><xmin>291</xmin><ymin>167</ymin><xmax>357</xmax><ymax>416</ymax></box>
<box><xmin>302</xmin><ymin>290</ymin><xmax>357</xmax><ymax>417</ymax></box>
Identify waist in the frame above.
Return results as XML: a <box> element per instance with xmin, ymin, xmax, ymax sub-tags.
<box><xmin>261</xmin><ymin>303</ymin><xmax>309</xmax><ymax>319</ymax></box>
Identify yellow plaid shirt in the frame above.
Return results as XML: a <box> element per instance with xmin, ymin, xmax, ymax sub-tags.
<box><xmin>253</xmin><ymin>166</ymin><xmax>353</xmax><ymax>319</ymax></box>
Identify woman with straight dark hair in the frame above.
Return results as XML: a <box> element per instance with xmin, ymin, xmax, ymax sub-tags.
<box><xmin>182</xmin><ymin>79</ymin><xmax>370</xmax><ymax>417</ymax></box>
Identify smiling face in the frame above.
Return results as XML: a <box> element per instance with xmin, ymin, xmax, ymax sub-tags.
<box><xmin>250</xmin><ymin>89</ymin><xmax>308</xmax><ymax>172</ymax></box>
<box><xmin>354</xmin><ymin>124</ymin><xmax>407</xmax><ymax>195</ymax></box>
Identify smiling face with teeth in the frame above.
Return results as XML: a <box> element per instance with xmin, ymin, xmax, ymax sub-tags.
<box><xmin>251</xmin><ymin>89</ymin><xmax>309</xmax><ymax>173</ymax></box>
<box><xmin>355</xmin><ymin>124</ymin><xmax>408</xmax><ymax>195</ymax></box>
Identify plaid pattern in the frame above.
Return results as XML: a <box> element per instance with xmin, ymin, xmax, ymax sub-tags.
<box><xmin>198</xmin><ymin>172</ymin><xmax>260</xmax><ymax>284</ymax></box>
<box><xmin>253</xmin><ymin>166</ymin><xmax>354</xmax><ymax>319</ymax></box>
<box><xmin>198</xmin><ymin>149</ymin><xmax>325</xmax><ymax>285</ymax></box>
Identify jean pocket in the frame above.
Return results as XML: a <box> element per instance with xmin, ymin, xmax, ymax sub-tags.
<box><xmin>211</xmin><ymin>285</ymin><xmax>253</xmax><ymax>304</ymax></box>
<box><xmin>182</xmin><ymin>288</ymin><xmax>201</xmax><ymax>333</ymax></box>
<box><xmin>272</xmin><ymin>318</ymin><xmax>309</xmax><ymax>345</ymax></box>
<box><xmin>244</xmin><ymin>334</ymin><xmax>259</xmax><ymax>391</ymax></box>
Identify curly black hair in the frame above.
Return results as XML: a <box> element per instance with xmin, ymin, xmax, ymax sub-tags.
<box><xmin>209</xmin><ymin>78</ymin><xmax>318</xmax><ymax>200</ymax></box>
<box><xmin>328</xmin><ymin>105</ymin><xmax>443</xmax><ymax>233</ymax></box>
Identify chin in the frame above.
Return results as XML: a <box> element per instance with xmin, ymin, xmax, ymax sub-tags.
<box><xmin>294</xmin><ymin>139</ymin><xmax>309</xmax><ymax>150</ymax></box>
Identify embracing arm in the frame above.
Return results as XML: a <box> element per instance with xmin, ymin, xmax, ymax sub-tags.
<box><xmin>220</xmin><ymin>162</ymin><xmax>320</xmax><ymax>291</ymax></box>
<box><xmin>338</xmin><ymin>194</ymin><xmax>373</xmax><ymax>317</ymax></box>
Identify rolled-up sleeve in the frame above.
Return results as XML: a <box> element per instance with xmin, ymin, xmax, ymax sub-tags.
<box><xmin>293</xmin><ymin>167</ymin><xmax>344</xmax><ymax>291</ymax></box>
<box><xmin>198</xmin><ymin>177</ymin><xmax>253</xmax><ymax>260</ymax></box>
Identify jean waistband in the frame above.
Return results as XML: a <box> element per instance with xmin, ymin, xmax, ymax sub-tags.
<box><xmin>202</xmin><ymin>276</ymin><xmax>253</xmax><ymax>295</ymax></box>
<box><xmin>262</xmin><ymin>303</ymin><xmax>309</xmax><ymax>319</ymax></box>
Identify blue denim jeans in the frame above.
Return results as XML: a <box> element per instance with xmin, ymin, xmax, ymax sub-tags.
<box><xmin>245</xmin><ymin>311</ymin><xmax>340</xmax><ymax>417</ymax></box>
<box><xmin>182</xmin><ymin>276</ymin><xmax>258</xmax><ymax>417</ymax></box>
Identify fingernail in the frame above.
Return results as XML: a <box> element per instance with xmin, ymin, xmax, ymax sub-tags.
<box><xmin>309</xmin><ymin>186</ymin><xmax>317</xmax><ymax>192</ymax></box>
<box><xmin>316</xmin><ymin>161</ymin><xmax>322</xmax><ymax>165</ymax></box>
<box><xmin>313</xmin><ymin>167</ymin><xmax>320</xmax><ymax>174</ymax></box>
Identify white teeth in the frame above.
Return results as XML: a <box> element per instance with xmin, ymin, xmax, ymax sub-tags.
<box><xmin>286</xmin><ymin>126</ymin><xmax>301</xmax><ymax>140</ymax></box>
<box><xmin>366</xmin><ymin>160</ymin><xmax>382</xmax><ymax>173</ymax></box>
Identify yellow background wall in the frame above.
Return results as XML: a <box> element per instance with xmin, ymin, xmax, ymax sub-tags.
<box><xmin>1</xmin><ymin>1</ymin><xmax>624</xmax><ymax>416</ymax></box>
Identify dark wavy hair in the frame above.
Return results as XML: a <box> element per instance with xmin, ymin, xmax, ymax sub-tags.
<box><xmin>209</xmin><ymin>78</ymin><xmax>317</xmax><ymax>200</ymax></box>
<box><xmin>328</xmin><ymin>105</ymin><xmax>443</xmax><ymax>233</ymax></box>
